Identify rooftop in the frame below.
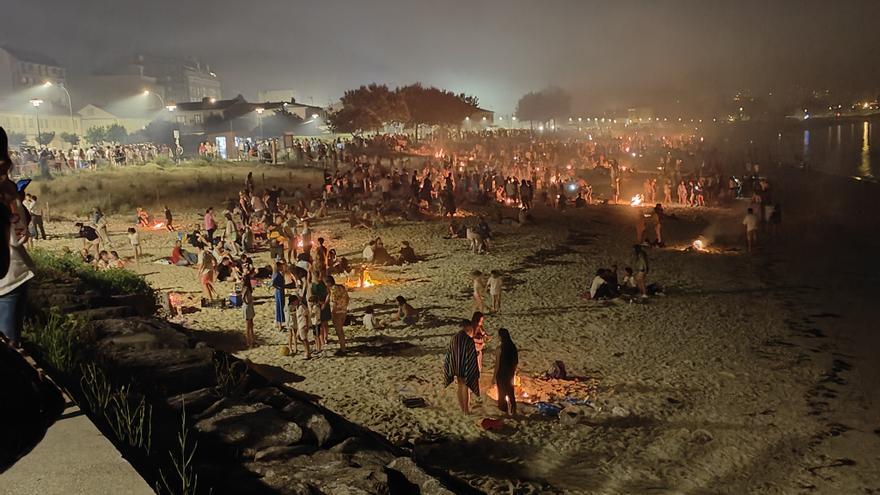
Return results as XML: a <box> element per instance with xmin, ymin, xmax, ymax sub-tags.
<box><xmin>0</xmin><ymin>45</ymin><xmax>61</xmax><ymax>67</ymax></box>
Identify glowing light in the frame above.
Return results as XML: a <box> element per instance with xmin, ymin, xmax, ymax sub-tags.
<box><xmin>166</xmin><ymin>105</ymin><xmax>177</xmax><ymax>112</ymax></box>
<box><xmin>255</xmin><ymin>107</ymin><xmax>265</xmax><ymax>114</ymax></box>
<box><xmin>151</xmin><ymin>222</ymin><xmax>165</xmax><ymax>230</ymax></box>
<box><xmin>630</xmin><ymin>195</ymin><xmax>643</xmax><ymax>207</ymax></box>
<box><xmin>29</xmin><ymin>98</ymin><xmax>43</xmax><ymax>107</ymax></box>
<box><xmin>692</xmin><ymin>239</ymin><xmax>705</xmax><ymax>251</ymax></box>
<box><xmin>43</xmin><ymin>81</ymin><xmax>52</xmax><ymax>87</ymax></box>
<box><xmin>312</xmin><ymin>113</ymin><xmax>319</xmax><ymax>119</ymax></box>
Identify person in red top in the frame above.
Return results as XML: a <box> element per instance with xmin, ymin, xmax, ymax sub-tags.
<box><xmin>204</xmin><ymin>207</ymin><xmax>217</xmax><ymax>244</ymax></box>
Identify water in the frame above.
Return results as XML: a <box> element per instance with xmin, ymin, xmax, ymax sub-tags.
<box><xmin>708</xmin><ymin>118</ymin><xmax>879</xmax><ymax>180</ymax></box>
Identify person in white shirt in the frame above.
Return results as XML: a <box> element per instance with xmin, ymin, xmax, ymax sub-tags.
<box><xmin>363</xmin><ymin>307</ymin><xmax>381</xmax><ymax>331</ymax></box>
<box><xmin>743</xmin><ymin>208</ymin><xmax>759</xmax><ymax>253</ymax></box>
<box><xmin>286</xmin><ymin>294</ymin><xmax>311</xmax><ymax>359</ymax></box>
<box><xmin>487</xmin><ymin>270</ymin><xmax>503</xmax><ymax>312</ymax></box>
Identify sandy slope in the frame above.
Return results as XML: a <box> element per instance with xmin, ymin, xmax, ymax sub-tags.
<box><xmin>35</xmin><ymin>188</ymin><xmax>879</xmax><ymax>494</ymax></box>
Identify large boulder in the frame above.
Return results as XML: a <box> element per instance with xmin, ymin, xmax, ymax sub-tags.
<box><xmin>195</xmin><ymin>401</ymin><xmax>303</xmax><ymax>458</ymax></box>
<box><xmin>386</xmin><ymin>457</ymin><xmax>455</xmax><ymax>495</ymax></box>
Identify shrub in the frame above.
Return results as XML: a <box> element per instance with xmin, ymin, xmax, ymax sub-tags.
<box><xmin>31</xmin><ymin>249</ymin><xmax>154</xmax><ymax>298</ymax></box>
<box><xmin>22</xmin><ymin>311</ymin><xmax>91</xmax><ymax>374</ymax></box>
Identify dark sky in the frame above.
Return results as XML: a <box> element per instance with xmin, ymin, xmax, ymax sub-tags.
<box><xmin>5</xmin><ymin>0</ymin><xmax>879</xmax><ymax>112</ymax></box>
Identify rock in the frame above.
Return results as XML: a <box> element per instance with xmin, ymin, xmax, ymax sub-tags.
<box><xmin>611</xmin><ymin>405</ymin><xmax>631</xmax><ymax>418</ymax></box>
<box><xmin>559</xmin><ymin>405</ymin><xmax>585</xmax><ymax>426</ymax></box>
<box><xmin>246</xmin><ymin>387</ymin><xmax>293</xmax><ymax>410</ymax></box>
<box><xmin>166</xmin><ymin>387</ymin><xmax>220</xmax><ymax>415</ymax></box>
<box><xmin>386</xmin><ymin>457</ymin><xmax>455</xmax><ymax>495</ymax></box>
<box><xmin>195</xmin><ymin>402</ymin><xmax>303</xmax><ymax>457</ymax></box>
<box><xmin>254</xmin><ymin>444</ymin><xmax>317</xmax><ymax>462</ymax></box>
<box><xmin>306</xmin><ymin>414</ymin><xmax>334</xmax><ymax>447</ymax></box>
<box><xmin>691</xmin><ymin>429</ymin><xmax>714</xmax><ymax>444</ymax></box>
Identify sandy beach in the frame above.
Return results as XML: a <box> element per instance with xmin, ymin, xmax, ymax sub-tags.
<box><xmin>29</xmin><ymin>165</ymin><xmax>879</xmax><ymax>494</ymax></box>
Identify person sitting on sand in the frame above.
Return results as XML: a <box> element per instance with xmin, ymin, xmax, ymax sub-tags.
<box><xmin>95</xmin><ymin>250</ymin><xmax>110</xmax><ymax>271</ymax></box>
<box><xmin>362</xmin><ymin>240</ymin><xmax>375</xmax><ymax>263</ymax></box>
<box><xmin>363</xmin><ymin>307</ymin><xmax>381</xmax><ymax>331</ymax></box>
<box><xmin>443</xmin><ymin>320</ymin><xmax>480</xmax><ymax>414</ymax></box>
<box><xmin>392</xmin><ymin>295</ymin><xmax>418</xmax><ymax>325</ymax></box>
<box><xmin>620</xmin><ymin>267</ymin><xmax>638</xmax><ymax>295</ymax></box>
<box><xmin>493</xmin><ymin>328</ymin><xmax>519</xmax><ymax>416</ymax></box>
<box><xmin>108</xmin><ymin>251</ymin><xmax>125</xmax><ymax>269</ymax></box>
<box><xmin>397</xmin><ymin>241</ymin><xmax>418</xmax><ymax>264</ymax></box>
<box><xmin>170</xmin><ymin>240</ymin><xmax>196</xmax><ymax>266</ymax></box>
<box><xmin>447</xmin><ymin>218</ymin><xmax>467</xmax><ymax>239</ymax></box>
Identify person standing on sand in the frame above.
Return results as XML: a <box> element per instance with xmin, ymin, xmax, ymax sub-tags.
<box><xmin>310</xmin><ymin>268</ymin><xmax>330</xmax><ymax>352</ymax></box>
<box><xmin>164</xmin><ymin>206</ymin><xmax>174</xmax><ymax>231</ymax></box>
<box><xmin>633</xmin><ymin>244</ymin><xmax>649</xmax><ymax>299</ymax></box>
<box><xmin>443</xmin><ymin>321</ymin><xmax>480</xmax><ymax>414</ymax></box>
<box><xmin>471</xmin><ymin>311</ymin><xmax>491</xmax><ymax>372</ymax></box>
<box><xmin>493</xmin><ymin>328</ymin><xmax>519</xmax><ymax>416</ymax></box>
<box><xmin>653</xmin><ymin>204</ymin><xmax>665</xmax><ymax>246</ymax></box>
<box><xmin>199</xmin><ymin>251</ymin><xmax>217</xmax><ymax>301</ymax></box>
<box><xmin>327</xmin><ymin>275</ymin><xmax>349</xmax><ymax>354</ymax></box>
<box><xmin>487</xmin><ymin>270</ymin><xmax>503</xmax><ymax>313</ymax></box>
<box><xmin>743</xmin><ymin>207</ymin><xmax>759</xmax><ymax>253</ymax></box>
<box><xmin>204</xmin><ymin>207</ymin><xmax>217</xmax><ymax>244</ymax></box>
<box><xmin>471</xmin><ymin>270</ymin><xmax>487</xmax><ymax>312</ymax></box>
<box><xmin>635</xmin><ymin>211</ymin><xmax>647</xmax><ymax>244</ymax></box>
<box><xmin>272</xmin><ymin>261</ymin><xmax>286</xmax><ymax>333</ymax></box>
<box><xmin>241</xmin><ymin>271</ymin><xmax>255</xmax><ymax>348</ymax></box>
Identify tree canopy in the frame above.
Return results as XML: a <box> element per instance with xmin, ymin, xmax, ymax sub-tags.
<box><xmin>328</xmin><ymin>83</ymin><xmax>480</xmax><ymax>134</ymax></box>
<box><xmin>515</xmin><ymin>87</ymin><xmax>572</xmax><ymax>123</ymax></box>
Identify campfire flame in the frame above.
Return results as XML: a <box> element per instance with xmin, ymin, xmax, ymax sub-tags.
<box><xmin>151</xmin><ymin>222</ymin><xmax>165</xmax><ymax>230</ymax></box>
<box><xmin>630</xmin><ymin>194</ymin><xmax>643</xmax><ymax>206</ymax></box>
<box><xmin>359</xmin><ymin>269</ymin><xmax>374</xmax><ymax>288</ymax></box>
<box><xmin>692</xmin><ymin>239</ymin><xmax>706</xmax><ymax>251</ymax></box>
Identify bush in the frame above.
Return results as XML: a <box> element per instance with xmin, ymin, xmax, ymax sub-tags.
<box><xmin>31</xmin><ymin>249</ymin><xmax>154</xmax><ymax>298</ymax></box>
<box><xmin>22</xmin><ymin>311</ymin><xmax>91</xmax><ymax>374</ymax></box>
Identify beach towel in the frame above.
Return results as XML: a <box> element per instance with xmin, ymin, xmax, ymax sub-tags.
<box><xmin>443</xmin><ymin>331</ymin><xmax>480</xmax><ymax>395</ymax></box>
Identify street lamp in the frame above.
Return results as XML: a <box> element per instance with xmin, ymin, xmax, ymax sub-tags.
<box><xmin>143</xmin><ymin>89</ymin><xmax>166</xmax><ymax>110</ymax></box>
<box><xmin>44</xmin><ymin>81</ymin><xmax>75</xmax><ymax>136</ymax></box>
<box><xmin>30</xmin><ymin>99</ymin><xmax>44</xmax><ymax>146</ymax></box>
<box><xmin>255</xmin><ymin>107</ymin><xmax>264</xmax><ymax>139</ymax></box>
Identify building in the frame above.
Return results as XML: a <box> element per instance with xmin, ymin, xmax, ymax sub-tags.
<box><xmin>77</xmin><ymin>104</ymin><xmax>153</xmax><ymax>136</ymax></box>
<box><xmin>98</xmin><ymin>54</ymin><xmax>221</xmax><ymax>106</ymax></box>
<box><xmin>0</xmin><ymin>98</ymin><xmax>77</xmax><ymax>148</ymax></box>
<box><xmin>68</xmin><ymin>73</ymin><xmax>164</xmax><ymax>111</ymax></box>
<box><xmin>465</xmin><ymin>107</ymin><xmax>495</xmax><ymax>125</ymax></box>
<box><xmin>0</xmin><ymin>45</ymin><xmax>66</xmax><ymax>99</ymax></box>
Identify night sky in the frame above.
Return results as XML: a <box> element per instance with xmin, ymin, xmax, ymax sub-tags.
<box><xmin>4</xmin><ymin>0</ymin><xmax>879</xmax><ymax>111</ymax></box>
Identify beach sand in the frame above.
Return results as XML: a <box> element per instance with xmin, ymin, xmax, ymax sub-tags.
<box><xmin>34</xmin><ymin>172</ymin><xmax>880</xmax><ymax>494</ymax></box>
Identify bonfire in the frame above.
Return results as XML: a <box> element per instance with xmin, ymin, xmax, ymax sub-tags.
<box><xmin>487</xmin><ymin>373</ymin><xmax>598</xmax><ymax>405</ymax></box>
<box><xmin>630</xmin><ymin>194</ymin><xmax>643</xmax><ymax>206</ymax></box>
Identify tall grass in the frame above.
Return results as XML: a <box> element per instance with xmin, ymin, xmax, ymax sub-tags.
<box><xmin>22</xmin><ymin>311</ymin><xmax>90</xmax><ymax>374</ymax></box>
<box><xmin>31</xmin><ymin>249</ymin><xmax>154</xmax><ymax>298</ymax></box>
<box><xmin>80</xmin><ymin>363</ymin><xmax>153</xmax><ymax>454</ymax></box>
<box><xmin>157</xmin><ymin>405</ymin><xmax>206</xmax><ymax>495</ymax></box>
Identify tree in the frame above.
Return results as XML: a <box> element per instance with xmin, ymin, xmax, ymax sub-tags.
<box><xmin>5</xmin><ymin>131</ymin><xmax>27</xmax><ymax>147</ymax></box>
<box><xmin>85</xmin><ymin>126</ymin><xmax>107</xmax><ymax>145</ymax></box>
<box><xmin>105</xmin><ymin>124</ymin><xmax>128</xmax><ymax>143</ymax></box>
<box><xmin>395</xmin><ymin>84</ymin><xmax>480</xmax><ymax>139</ymax></box>
<box><xmin>515</xmin><ymin>86</ymin><xmax>572</xmax><ymax>124</ymax></box>
<box><xmin>36</xmin><ymin>131</ymin><xmax>56</xmax><ymax>146</ymax></box>
<box><xmin>60</xmin><ymin>132</ymin><xmax>80</xmax><ymax>146</ymax></box>
<box><xmin>328</xmin><ymin>84</ymin><xmax>408</xmax><ymax>133</ymax></box>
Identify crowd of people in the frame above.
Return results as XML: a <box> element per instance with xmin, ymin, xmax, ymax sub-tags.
<box><xmin>1</xmin><ymin>123</ymin><xmax>783</xmax><ymax>419</ymax></box>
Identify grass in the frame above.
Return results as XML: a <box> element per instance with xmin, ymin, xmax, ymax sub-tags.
<box><xmin>31</xmin><ymin>249</ymin><xmax>154</xmax><ymax>298</ymax></box>
<box><xmin>157</xmin><ymin>405</ymin><xmax>206</xmax><ymax>495</ymax></box>
<box><xmin>213</xmin><ymin>353</ymin><xmax>248</xmax><ymax>397</ymax></box>
<box><xmin>22</xmin><ymin>311</ymin><xmax>91</xmax><ymax>374</ymax></box>
<box><xmin>81</xmin><ymin>363</ymin><xmax>153</xmax><ymax>454</ymax></box>
<box><xmin>29</xmin><ymin>160</ymin><xmax>323</xmax><ymax>218</ymax></box>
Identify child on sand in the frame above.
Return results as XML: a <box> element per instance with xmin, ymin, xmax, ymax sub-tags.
<box><xmin>743</xmin><ymin>207</ymin><xmax>759</xmax><ymax>253</ymax></box>
<box><xmin>487</xmin><ymin>270</ymin><xmax>503</xmax><ymax>313</ymax></box>
<box><xmin>127</xmin><ymin>227</ymin><xmax>141</xmax><ymax>263</ymax></box>
<box><xmin>393</xmin><ymin>296</ymin><xmax>418</xmax><ymax>325</ymax></box>
<box><xmin>164</xmin><ymin>206</ymin><xmax>174</xmax><ymax>231</ymax></box>
<box><xmin>471</xmin><ymin>270</ymin><xmax>487</xmax><ymax>313</ymax></box>
<box><xmin>286</xmin><ymin>294</ymin><xmax>311</xmax><ymax>359</ymax></box>
<box><xmin>363</xmin><ymin>307</ymin><xmax>381</xmax><ymax>331</ymax></box>
<box><xmin>108</xmin><ymin>251</ymin><xmax>125</xmax><ymax>269</ymax></box>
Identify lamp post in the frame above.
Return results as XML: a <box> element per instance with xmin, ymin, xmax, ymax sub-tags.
<box><xmin>255</xmin><ymin>107</ymin><xmax>264</xmax><ymax>139</ymax></box>
<box><xmin>143</xmin><ymin>89</ymin><xmax>166</xmax><ymax>111</ymax></box>
<box><xmin>29</xmin><ymin>98</ymin><xmax>44</xmax><ymax>146</ymax></box>
<box><xmin>44</xmin><ymin>81</ymin><xmax>76</xmax><ymax>136</ymax></box>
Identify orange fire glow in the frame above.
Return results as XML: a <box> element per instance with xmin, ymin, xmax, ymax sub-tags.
<box><xmin>360</xmin><ymin>269</ymin><xmax>374</xmax><ymax>288</ymax></box>
<box><xmin>630</xmin><ymin>194</ymin><xmax>643</xmax><ymax>206</ymax></box>
<box><xmin>151</xmin><ymin>222</ymin><xmax>165</xmax><ymax>230</ymax></box>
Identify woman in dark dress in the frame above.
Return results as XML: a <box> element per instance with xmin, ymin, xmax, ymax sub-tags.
<box><xmin>493</xmin><ymin>328</ymin><xmax>519</xmax><ymax>416</ymax></box>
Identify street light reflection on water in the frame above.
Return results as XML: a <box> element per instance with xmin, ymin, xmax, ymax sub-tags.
<box><xmin>861</xmin><ymin>121</ymin><xmax>872</xmax><ymax>178</ymax></box>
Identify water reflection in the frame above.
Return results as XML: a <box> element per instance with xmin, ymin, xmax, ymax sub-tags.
<box><xmin>860</xmin><ymin>121</ymin><xmax>872</xmax><ymax>178</ymax></box>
